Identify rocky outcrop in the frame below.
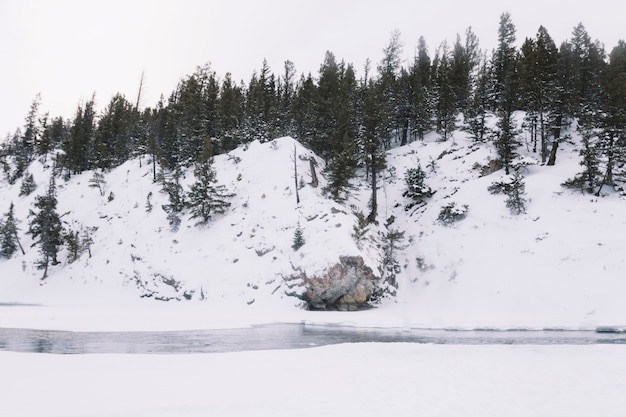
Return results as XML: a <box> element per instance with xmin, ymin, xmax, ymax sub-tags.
<box><xmin>288</xmin><ymin>256</ymin><xmax>378</xmax><ymax>311</ymax></box>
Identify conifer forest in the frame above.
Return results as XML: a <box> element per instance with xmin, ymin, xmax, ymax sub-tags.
<box><xmin>1</xmin><ymin>13</ymin><xmax>625</xmax><ymax>272</ymax></box>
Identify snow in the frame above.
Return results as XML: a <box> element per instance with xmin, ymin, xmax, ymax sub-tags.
<box><xmin>1</xmin><ymin>122</ymin><xmax>626</xmax><ymax>331</ymax></box>
<box><xmin>2</xmin><ymin>122</ymin><xmax>626</xmax><ymax>417</ymax></box>
<box><xmin>1</xmin><ymin>343</ymin><xmax>625</xmax><ymax>417</ymax></box>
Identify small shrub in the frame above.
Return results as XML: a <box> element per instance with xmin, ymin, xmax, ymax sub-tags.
<box><xmin>403</xmin><ymin>162</ymin><xmax>433</xmax><ymax>209</ymax></box>
<box><xmin>145</xmin><ymin>192</ymin><xmax>153</xmax><ymax>213</ymax></box>
<box><xmin>438</xmin><ymin>202</ymin><xmax>469</xmax><ymax>224</ymax></box>
<box><xmin>292</xmin><ymin>223</ymin><xmax>305</xmax><ymax>251</ymax></box>
<box><xmin>351</xmin><ymin>211</ymin><xmax>369</xmax><ymax>248</ymax></box>
<box><xmin>489</xmin><ymin>172</ymin><xmax>527</xmax><ymax>215</ymax></box>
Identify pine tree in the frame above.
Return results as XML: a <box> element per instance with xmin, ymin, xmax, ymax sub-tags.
<box><xmin>464</xmin><ymin>57</ymin><xmax>490</xmax><ymax>141</ymax></box>
<box><xmin>27</xmin><ymin>176</ymin><xmax>63</xmax><ymax>279</ymax></box>
<box><xmin>362</xmin><ymin>80</ymin><xmax>387</xmax><ymax>224</ymax></box>
<box><xmin>160</xmin><ymin>166</ymin><xmax>185</xmax><ymax>231</ymax></box>
<box><xmin>217</xmin><ymin>73</ymin><xmax>245</xmax><ymax>153</ymax></box>
<box><xmin>291</xmin><ymin>223</ymin><xmax>305</xmax><ymax>251</ymax></box>
<box><xmin>64</xmin><ymin>98</ymin><xmax>96</xmax><ymax>175</ymax></box>
<box><xmin>351</xmin><ymin>211</ymin><xmax>370</xmax><ymax>249</ymax></box>
<box><xmin>563</xmin><ymin>125</ymin><xmax>601</xmax><ymax>193</ymax></box>
<box><xmin>491</xmin><ymin>13</ymin><xmax>521</xmax><ymax>174</ymax></box>
<box><xmin>409</xmin><ymin>36</ymin><xmax>433</xmax><ymax>141</ymax></box>
<box><xmin>19</xmin><ymin>171</ymin><xmax>36</xmax><ymax>196</ymax></box>
<box><xmin>186</xmin><ymin>140</ymin><xmax>232</xmax><ymax>225</ymax></box>
<box><xmin>491</xmin><ymin>12</ymin><xmax>517</xmax><ymax>110</ymax></box>
<box><xmin>506</xmin><ymin>172</ymin><xmax>527</xmax><ymax>215</ymax></box>
<box><xmin>434</xmin><ymin>45</ymin><xmax>457</xmax><ymax>140</ymax></box>
<box><xmin>322</xmin><ymin>61</ymin><xmax>359</xmax><ymax>202</ymax></box>
<box><xmin>64</xmin><ymin>229</ymin><xmax>81</xmax><ymax>264</ymax></box>
<box><xmin>94</xmin><ymin>93</ymin><xmax>137</xmax><ymax>169</ymax></box>
<box><xmin>596</xmin><ymin>40</ymin><xmax>626</xmax><ymax>193</ymax></box>
<box><xmin>381</xmin><ymin>227</ymin><xmax>405</xmax><ymax>291</ymax></box>
<box><xmin>1</xmin><ymin>202</ymin><xmax>24</xmax><ymax>258</ymax></box>
<box><xmin>494</xmin><ymin>108</ymin><xmax>521</xmax><ymax>174</ymax></box>
<box><xmin>403</xmin><ymin>161</ymin><xmax>433</xmax><ymax>208</ymax></box>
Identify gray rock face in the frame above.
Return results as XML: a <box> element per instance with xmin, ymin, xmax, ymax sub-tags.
<box><xmin>290</xmin><ymin>256</ymin><xmax>377</xmax><ymax>311</ymax></box>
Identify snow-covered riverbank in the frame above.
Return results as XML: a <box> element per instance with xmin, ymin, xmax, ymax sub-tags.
<box><xmin>2</xmin><ymin>343</ymin><xmax>625</xmax><ymax>417</ymax></box>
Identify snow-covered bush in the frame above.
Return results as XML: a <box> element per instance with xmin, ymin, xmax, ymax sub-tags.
<box><xmin>438</xmin><ymin>202</ymin><xmax>469</xmax><ymax>224</ymax></box>
<box><xmin>488</xmin><ymin>172</ymin><xmax>527</xmax><ymax>215</ymax></box>
<box><xmin>403</xmin><ymin>162</ymin><xmax>433</xmax><ymax>209</ymax></box>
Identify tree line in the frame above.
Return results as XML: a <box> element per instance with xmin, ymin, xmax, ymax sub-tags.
<box><xmin>1</xmin><ymin>13</ymin><xmax>625</xmax><ymax>275</ymax></box>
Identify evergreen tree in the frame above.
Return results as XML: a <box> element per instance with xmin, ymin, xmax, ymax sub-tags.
<box><xmin>381</xmin><ymin>227</ymin><xmax>405</xmax><ymax>291</ymax></box>
<box><xmin>37</xmin><ymin>113</ymin><xmax>53</xmax><ymax>159</ymax></box>
<box><xmin>491</xmin><ymin>12</ymin><xmax>518</xmax><ymax>110</ymax></box>
<box><xmin>506</xmin><ymin>172</ymin><xmax>527</xmax><ymax>215</ymax></box>
<box><xmin>464</xmin><ymin>56</ymin><xmax>491</xmax><ymax>141</ymax></box>
<box><xmin>362</xmin><ymin>80</ymin><xmax>387</xmax><ymax>224</ymax></box>
<box><xmin>322</xmin><ymin>60</ymin><xmax>359</xmax><ymax>202</ymax></box>
<box><xmin>27</xmin><ymin>176</ymin><xmax>64</xmax><ymax>279</ymax></box>
<box><xmin>564</xmin><ymin>124</ymin><xmax>601</xmax><ymax>193</ymax></box>
<box><xmin>64</xmin><ymin>97</ymin><xmax>96</xmax><ymax>175</ymax></box>
<box><xmin>409</xmin><ymin>37</ymin><xmax>433</xmax><ymax>140</ymax></box>
<box><xmin>569</xmin><ymin>23</ymin><xmax>606</xmax><ymax>118</ymax></box>
<box><xmin>519</xmin><ymin>27</ymin><xmax>559</xmax><ymax>162</ymax></box>
<box><xmin>186</xmin><ymin>140</ymin><xmax>232</xmax><ymax>225</ymax></box>
<box><xmin>492</xmin><ymin>13</ymin><xmax>521</xmax><ymax>174</ymax></box>
<box><xmin>403</xmin><ymin>161</ymin><xmax>433</xmax><ymax>208</ymax></box>
<box><xmin>160</xmin><ymin>165</ymin><xmax>185</xmax><ymax>231</ymax></box>
<box><xmin>217</xmin><ymin>73</ymin><xmax>245</xmax><ymax>153</ymax></box>
<box><xmin>291</xmin><ymin>73</ymin><xmax>318</xmax><ymax>144</ymax></box>
<box><xmin>20</xmin><ymin>95</ymin><xmax>41</xmax><ymax>163</ymax></box>
<box><xmin>279</xmin><ymin>60</ymin><xmax>297</xmax><ymax>137</ymax></box>
<box><xmin>494</xmin><ymin>108</ymin><xmax>521</xmax><ymax>174</ymax></box>
<box><xmin>434</xmin><ymin>45</ymin><xmax>457</xmax><ymax>140</ymax></box>
<box><xmin>19</xmin><ymin>171</ymin><xmax>36</xmax><ymax>196</ymax></box>
<box><xmin>94</xmin><ymin>93</ymin><xmax>137</xmax><ymax>169</ymax></box>
<box><xmin>377</xmin><ymin>29</ymin><xmax>403</xmax><ymax>148</ymax></box>
<box><xmin>245</xmin><ymin>59</ymin><xmax>279</xmax><ymax>142</ymax></box>
<box><xmin>1</xmin><ymin>202</ymin><xmax>24</xmax><ymax>258</ymax></box>
<box><xmin>170</xmin><ymin>65</ymin><xmax>220</xmax><ymax>164</ymax></box>
<box><xmin>596</xmin><ymin>40</ymin><xmax>626</xmax><ymax>192</ymax></box>
<box><xmin>291</xmin><ymin>223</ymin><xmax>305</xmax><ymax>251</ymax></box>
<box><xmin>449</xmin><ymin>28</ymin><xmax>480</xmax><ymax>112</ymax></box>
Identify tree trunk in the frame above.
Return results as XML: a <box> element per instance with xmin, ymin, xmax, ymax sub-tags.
<box><xmin>367</xmin><ymin>154</ymin><xmax>377</xmax><ymax>224</ymax></box>
<box><xmin>535</xmin><ymin>111</ymin><xmax>547</xmax><ymax>164</ymax></box>
<box><xmin>547</xmin><ymin>141</ymin><xmax>559</xmax><ymax>166</ymax></box>
<box><xmin>293</xmin><ymin>144</ymin><xmax>300</xmax><ymax>205</ymax></box>
<box><xmin>41</xmin><ymin>253</ymin><xmax>49</xmax><ymax>280</ymax></box>
<box><xmin>309</xmin><ymin>157</ymin><xmax>318</xmax><ymax>188</ymax></box>
<box><xmin>400</xmin><ymin>118</ymin><xmax>409</xmax><ymax>146</ymax></box>
<box><xmin>13</xmin><ymin>230</ymin><xmax>25</xmax><ymax>255</ymax></box>
<box><xmin>546</xmin><ymin>115</ymin><xmax>562</xmax><ymax>166</ymax></box>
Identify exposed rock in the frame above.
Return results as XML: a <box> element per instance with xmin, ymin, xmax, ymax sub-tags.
<box><xmin>287</xmin><ymin>256</ymin><xmax>378</xmax><ymax>311</ymax></box>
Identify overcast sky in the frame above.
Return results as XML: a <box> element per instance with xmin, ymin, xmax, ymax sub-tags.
<box><xmin>1</xmin><ymin>0</ymin><xmax>623</xmax><ymax>137</ymax></box>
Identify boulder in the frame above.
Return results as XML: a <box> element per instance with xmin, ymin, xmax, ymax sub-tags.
<box><xmin>290</xmin><ymin>256</ymin><xmax>378</xmax><ymax>311</ymax></box>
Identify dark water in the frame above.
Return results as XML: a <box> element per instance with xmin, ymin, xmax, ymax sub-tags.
<box><xmin>0</xmin><ymin>324</ymin><xmax>625</xmax><ymax>354</ymax></box>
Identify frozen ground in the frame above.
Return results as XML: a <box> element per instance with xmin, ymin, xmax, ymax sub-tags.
<box><xmin>1</xmin><ymin>343</ymin><xmax>625</xmax><ymax>417</ymax></box>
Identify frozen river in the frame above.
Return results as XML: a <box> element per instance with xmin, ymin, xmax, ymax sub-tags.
<box><xmin>1</xmin><ymin>323</ymin><xmax>625</xmax><ymax>354</ymax></box>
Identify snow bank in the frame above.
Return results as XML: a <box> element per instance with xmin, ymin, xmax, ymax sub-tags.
<box><xmin>1</xmin><ymin>343</ymin><xmax>625</xmax><ymax>417</ymax></box>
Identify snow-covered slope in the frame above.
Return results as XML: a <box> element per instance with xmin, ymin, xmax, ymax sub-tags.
<box><xmin>0</xmin><ymin>137</ymin><xmax>375</xmax><ymax>307</ymax></box>
<box><xmin>1</xmin><ymin>125</ymin><xmax>625</xmax><ymax>330</ymax></box>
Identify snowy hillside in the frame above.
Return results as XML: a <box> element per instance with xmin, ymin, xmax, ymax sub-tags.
<box><xmin>1</xmin><ymin>125</ymin><xmax>625</xmax><ymax>330</ymax></box>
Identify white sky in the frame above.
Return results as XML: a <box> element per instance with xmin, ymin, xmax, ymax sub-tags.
<box><xmin>1</xmin><ymin>0</ymin><xmax>623</xmax><ymax>137</ymax></box>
